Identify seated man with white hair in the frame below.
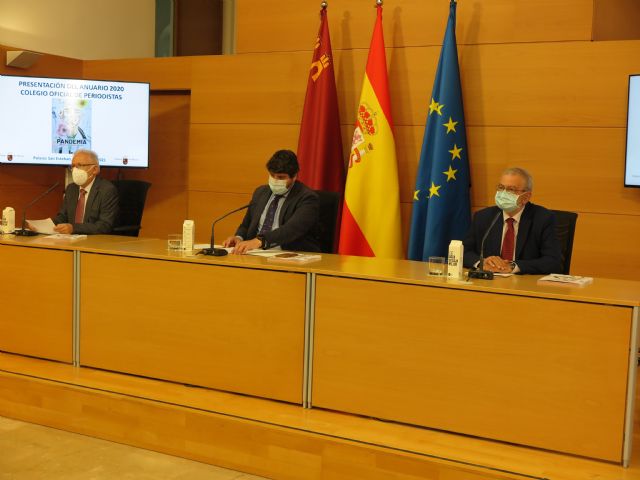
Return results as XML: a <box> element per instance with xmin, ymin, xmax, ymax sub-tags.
<box><xmin>463</xmin><ymin>167</ymin><xmax>562</xmax><ymax>275</ymax></box>
<box><xmin>51</xmin><ymin>149</ymin><xmax>119</xmax><ymax>234</ymax></box>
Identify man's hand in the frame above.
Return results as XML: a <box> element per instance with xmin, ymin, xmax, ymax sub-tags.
<box><xmin>222</xmin><ymin>235</ymin><xmax>241</xmax><ymax>247</ymax></box>
<box><xmin>232</xmin><ymin>238</ymin><xmax>262</xmax><ymax>255</ymax></box>
<box><xmin>483</xmin><ymin>256</ymin><xmax>512</xmax><ymax>273</ymax></box>
<box><xmin>53</xmin><ymin>223</ymin><xmax>73</xmax><ymax>234</ymax></box>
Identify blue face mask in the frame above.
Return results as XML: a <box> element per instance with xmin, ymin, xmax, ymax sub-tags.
<box><xmin>495</xmin><ymin>190</ymin><xmax>521</xmax><ymax>213</ymax></box>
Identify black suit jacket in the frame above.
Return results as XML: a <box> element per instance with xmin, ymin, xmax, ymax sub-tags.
<box><xmin>236</xmin><ymin>182</ymin><xmax>321</xmax><ymax>252</ymax></box>
<box><xmin>53</xmin><ymin>177</ymin><xmax>119</xmax><ymax>234</ymax></box>
<box><xmin>462</xmin><ymin>203</ymin><xmax>562</xmax><ymax>275</ymax></box>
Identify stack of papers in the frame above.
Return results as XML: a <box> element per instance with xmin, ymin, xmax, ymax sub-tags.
<box><xmin>538</xmin><ymin>274</ymin><xmax>593</xmax><ymax>286</ymax></box>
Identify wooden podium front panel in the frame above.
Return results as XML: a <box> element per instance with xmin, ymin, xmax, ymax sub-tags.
<box><xmin>313</xmin><ymin>275</ymin><xmax>631</xmax><ymax>462</ymax></box>
<box><xmin>0</xmin><ymin>245</ymin><xmax>72</xmax><ymax>362</ymax></box>
<box><xmin>80</xmin><ymin>254</ymin><xmax>306</xmax><ymax>404</ymax></box>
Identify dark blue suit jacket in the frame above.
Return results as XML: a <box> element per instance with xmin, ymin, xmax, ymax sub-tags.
<box><xmin>462</xmin><ymin>203</ymin><xmax>562</xmax><ymax>274</ymax></box>
<box><xmin>53</xmin><ymin>177</ymin><xmax>119</xmax><ymax>234</ymax></box>
<box><xmin>235</xmin><ymin>181</ymin><xmax>321</xmax><ymax>252</ymax></box>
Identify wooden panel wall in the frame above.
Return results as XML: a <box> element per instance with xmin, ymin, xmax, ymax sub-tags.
<box><xmin>236</xmin><ymin>0</ymin><xmax>594</xmax><ymax>52</ymax></box>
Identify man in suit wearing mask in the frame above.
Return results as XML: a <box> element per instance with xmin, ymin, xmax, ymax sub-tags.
<box><xmin>463</xmin><ymin>167</ymin><xmax>562</xmax><ymax>275</ymax></box>
<box><xmin>223</xmin><ymin>149</ymin><xmax>320</xmax><ymax>254</ymax></box>
<box><xmin>51</xmin><ymin>149</ymin><xmax>119</xmax><ymax>234</ymax></box>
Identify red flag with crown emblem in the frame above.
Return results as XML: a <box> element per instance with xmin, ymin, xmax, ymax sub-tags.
<box><xmin>297</xmin><ymin>6</ymin><xmax>344</xmax><ymax>194</ymax></box>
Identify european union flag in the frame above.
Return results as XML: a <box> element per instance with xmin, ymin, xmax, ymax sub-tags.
<box><xmin>408</xmin><ymin>0</ymin><xmax>471</xmax><ymax>261</ymax></box>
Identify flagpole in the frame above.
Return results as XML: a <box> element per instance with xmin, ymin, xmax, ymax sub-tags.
<box><xmin>376</xmin><ymin>0</ymin><xmax>383</xmax><ymax>5</ymax></box>
<box><xmin>321</xmin><ymin>1</ymin><xmax>327</xmax><ymax>9</ymax></box>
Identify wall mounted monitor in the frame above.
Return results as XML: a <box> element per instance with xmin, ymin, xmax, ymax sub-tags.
<box><xmin>625</xmin><ymin>74</ymin><xmax>640</xmax><ymax>187</ymax></box>
<box><xmin>0</xmin><ymin>75</ymin><xmax>150</xmax><ymax>168</ymax></box>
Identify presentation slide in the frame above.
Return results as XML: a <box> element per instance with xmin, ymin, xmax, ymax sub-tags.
<box><xmin>0</xmin><ymin>75</ymin><xmax>149</xmax><ymax>168</ymax></box>
<box><xmin>626</xmin><ymin>75</ymin><xmax>640</xmax><ymax>187</ymax></box>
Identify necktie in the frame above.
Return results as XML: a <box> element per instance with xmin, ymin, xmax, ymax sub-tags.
<box><xmin>74</xmin><ymin>189</ymin><xmax>87</xmax><ymax>224</ymax></box>
<box><xmin>501</xmin><ymin>217</ymin><xmax>515</xmax><ymax>261</ymax></box>
<box><xmin>259</xmin><ymin>195</ymin><xmax>283</xmax><ymax>235</ymax></box>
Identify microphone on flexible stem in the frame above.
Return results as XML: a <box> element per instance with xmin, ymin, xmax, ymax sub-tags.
<box><xmin>14</xmin><ymin>182</ymin><xmax>61</xmax><ymax>237</ymax></box>
<box><xmin>468</xmin><ymin>210</ymin><xmax>502</xmax><ymax>280</ymax></box>
<box><xmin>200</xmin><ymin>203</ymin><xmax>252</xmax><ymax>256</ymax></box>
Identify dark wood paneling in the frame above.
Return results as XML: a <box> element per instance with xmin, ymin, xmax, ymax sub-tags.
<box><xmin>593</xmin><ymin>0</ymin><xmax>640</xmax><ymax>41</ymax></box>
<box><xmin>175</xmin><ymin>0</ymin><xmax>223</xmax><ymax>56</ymax></box>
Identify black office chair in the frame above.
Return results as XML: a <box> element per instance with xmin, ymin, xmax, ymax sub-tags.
<box><xmin>316</xmin><ymin>190</ymin><xmax>341</xmax><ymax>253</ymax></box>
<box><xmin>111</xmin><ymin>180</ymin><xmax>151</xmax><ymax>237</ymax></box>
<box><xmin>552</xmin><ymin>210</ymin><xmax>578</xmax><ymax>274</ymax></box>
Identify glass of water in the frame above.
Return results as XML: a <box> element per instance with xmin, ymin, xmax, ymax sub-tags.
<box><xmin>428</xmin><ymin>256</ymin><xmax>446</xmax><ymax>276</ymax></box>
<box><xmin>167</xmin><ymin>234</ymin><xmax>182</xmax><ymax>250</ymax></box>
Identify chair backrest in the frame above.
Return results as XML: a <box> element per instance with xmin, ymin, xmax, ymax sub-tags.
<box><xmin>316</xmin><ymin>190</ymin><xmax>341</xmax><ymax>253</ymax></box>
<box><xmin>552</xmin><ymin>210</ymin><xmax>578</xmax><ymax>274</ymax></box>
<box><xmin>111</xmin><ymin>180</ymin><xmax>151</xmax><ymax>237</ymax></box>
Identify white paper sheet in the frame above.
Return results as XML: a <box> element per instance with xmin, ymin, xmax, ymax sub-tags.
<box><xmin>26</xmin><ymin>218</ymin><xmax>56</xmax><ymax>234</ymax></box>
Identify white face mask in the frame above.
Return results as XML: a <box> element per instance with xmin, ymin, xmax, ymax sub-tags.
<box><xmin>495</xmin><ymin>190</ymin><xmax>522</xmax><ymax>213</ymax></box>
<box><xmin>268</xmin><ymin>176</ymin><xmax>289</xmax><ymax>195</ymax></box>
<box><xmin>72</xmin><ymin>167</ymin><xmax>89</xmax><ymax>186</ymax></box>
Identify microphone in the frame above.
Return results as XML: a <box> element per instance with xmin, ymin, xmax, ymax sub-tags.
<box><xmin>14</xmin><ymin>182</ymin><xmax>61</xmax><ymax>237</ymax></box>
<box><xmin>468</xmin><ymin>210</ymin><xmax>502</xmax><ymax>280</ymax></box>
<box><xmin>200</xmin><ymin>203</ymin><xmax>252</xmax><ymax>256</ymax></box>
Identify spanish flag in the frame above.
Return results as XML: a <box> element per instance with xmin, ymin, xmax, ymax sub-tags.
<box><xmin>338</xmin><ymin>4</ymin><xmax>402</xmax><ymax>258</ymax></box>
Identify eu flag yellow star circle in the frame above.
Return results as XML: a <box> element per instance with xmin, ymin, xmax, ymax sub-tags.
<box><xmin>443</xmin><ymin>165</ymin><xmax>457</xmax><ymax>181</ymax></box>
<box><xmin>443</xmin><ymin>117</ymin><xmax>458</xmax><ymax>133</ymax></box>
<box><xmin>449</xmin><ymin>144</ymin><xmax>462</xmax><ymax>160</ymax></box>
<box><xmin>412</xmin><ymin>99</ymin><xmax>464</xmax><ymax>203</ymax></box>
<box><xmin>428</xmin><ymin>98</ymin><xmax>444</xmax><ymax>116</ymax></box>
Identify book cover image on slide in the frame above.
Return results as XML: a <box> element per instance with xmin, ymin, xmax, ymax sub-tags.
<box><xmin>52</xmin><ymin>98</ymin><xmax>92</xmax><ymax>154</ymax></box>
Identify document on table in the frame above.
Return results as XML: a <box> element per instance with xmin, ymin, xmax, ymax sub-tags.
<box><xmin>26</xmin><ymin>218</ymin><xmax>56</xmax><ymax>234</ymax></box>
<box><xmin>192</xmin><ymin>244</ymin><xmax>282</xmax><ymax>256</ymax></box>
<box><xmin>538</xmin><ymin>274</ymin><xmax>593</xmax><ymax>286</ymax></box>
<box><xmin>40</xmin><ymin>234</ymin><xmax>87</xmax><ymax>242</ymax></box>
<box><xmin>246</xmin><ymin>248</ymin><xmax>285</xmax><ymax>257</ymax></box>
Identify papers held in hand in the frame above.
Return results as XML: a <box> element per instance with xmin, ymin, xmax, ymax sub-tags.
<box><xmin>266</xmin><ymin>252</ymin><xmax>322</xmax><ymax>264</ymax></box>
<box><xmin>25</xmin><ymin>218</ymin><xmax>56</xmax><ymax>234</ymax></box>
<box><xmin>537</xmin><ymin>274</ymin><xmax>593</xmax><ymax>286</ymax></box>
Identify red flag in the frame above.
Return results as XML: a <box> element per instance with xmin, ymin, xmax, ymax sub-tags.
<box><xmin>297</xmin><ymin>7</ymin><xmax>344</xmax><ymax>193</ymax></box>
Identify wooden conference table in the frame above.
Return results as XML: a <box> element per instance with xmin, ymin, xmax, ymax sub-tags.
<box><xmin>1</xmin><ymin>234</ymin><xmax>638</xmax><ymax>465</ymax></box>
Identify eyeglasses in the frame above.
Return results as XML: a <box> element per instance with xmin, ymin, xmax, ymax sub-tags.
<box><xmin>68</xmin><ymin>163</ymin><xmax>95</xmax><ymax>171</ymax></box>
<box><xmin>496</xmin><ymin>184</ymin><xmax>528</xmax><ymax>194</ymax></box>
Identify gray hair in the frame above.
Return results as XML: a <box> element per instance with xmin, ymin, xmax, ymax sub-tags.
<box><xmin>502</xmin><ymin>167</ymin><xmax>533</xmax><ymax>192</ymax></box>
<box><xmin>74</xmin><ymin>149</ymin><xmax>100</xmax><ymax>170</ymax></box>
